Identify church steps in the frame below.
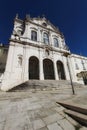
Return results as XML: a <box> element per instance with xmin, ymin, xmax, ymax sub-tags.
<box><xmin>9</xmin><ymin>80</ymin><xmax>85</xmax><ymax>92</ymax></box>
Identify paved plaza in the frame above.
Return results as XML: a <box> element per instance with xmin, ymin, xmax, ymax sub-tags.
<box><xmin>0</xmin><ymin>87</ymin><xmax>87</xmax><ymax>130</ymax></box>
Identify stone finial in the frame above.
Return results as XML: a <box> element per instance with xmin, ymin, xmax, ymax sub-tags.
<box><xmin>42</xmin><ymin>14</ymin><xmax>46</xmax><ymax>20</ymax></box>
<box><xmin>26</xmin><ymin>14</ymin><xmax>30</xmax><ymax>20</ymax></box>
<box><xmin>0</xmin><ymin>43</ymin><xmax>3</xmax><ymax>46</ymax></box>
<box><xmin>15</xmin><ymin>14</ymin><xmax>18</xmax><ymax>19</ymax></box>
<box><xmin>38</xmin><ymin>16</ymin><xmax>40</xmax><ymax>19</ymax></box>
<box><xmin>42</xmin><ymin>14</ymin><xmax>45</xmax><ymax>17</ymax></box>
<box><xmin>80</xmin><ymin>52</ymin><xmax>82</xmax><ymax>56</ymax></box>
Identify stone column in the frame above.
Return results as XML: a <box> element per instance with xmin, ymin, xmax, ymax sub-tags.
<box><xmin>63</xmin><ymin>57</ymin><xmax>70</xmax><ymax>80</ymax></box>
<box><xmin>54</xmin><ymin>61</ymin><xmax>59</xmax><ymax>80</ymax></box>
<box><xmin>39</xmin><ymin>58</ymin><xmax>44</xmax><ymax>80</ymax></box>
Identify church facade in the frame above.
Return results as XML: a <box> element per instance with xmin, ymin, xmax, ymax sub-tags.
<box><xmin>1</xmin><ymin>15</ymin><xmax>87</xmax><ymax>91</ymax></box>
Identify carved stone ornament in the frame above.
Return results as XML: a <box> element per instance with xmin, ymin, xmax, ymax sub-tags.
<box><xmin>43</xmin><ymin>45</ymin><xmax>52</xmax><ymax>51</ymax></box>
<box><xmin>13</xmin><ymin>25</ymin><xmax>23</xmax><ymax>36</ymax></box>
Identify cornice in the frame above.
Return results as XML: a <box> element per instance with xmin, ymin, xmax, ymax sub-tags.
<box><xmin>9</xmin><ymin>38</ymin><xmax>70</xmax><ymax>54</ymax></box>
<box><xmin>71</xmin><ymin>54</ymin><xmax>87</xmax><ymax>60</ymax></box>
<box><xmin>14</xmin><ymin>18</ymin><xmax>23</xmax><ymax>24</ymax></box>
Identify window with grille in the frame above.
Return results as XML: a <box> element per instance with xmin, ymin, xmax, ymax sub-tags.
<box><xmin>53</xmin><ymin>38</ymin><xmax>59</xmax><ymax>47</ymax></box>
<box><xmin>31</xmin><ymin>30</ymin><xmax>37</xmax><ymax>41</ymax></box>
<box><xmin>43</xmin><ymin>33</ymin><xmax>49</xmax><ymax>44</ymax></box>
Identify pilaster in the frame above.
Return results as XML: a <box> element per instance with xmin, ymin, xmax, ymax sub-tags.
<box><xmin>54</xmin><ymin>61</ymin><xmax>59</xmax><ymax>80</ymax></box>
<box><xmin>39</xmin><ymin>48</ymin><xmax>44</xmax><ymax>80</ymax></box>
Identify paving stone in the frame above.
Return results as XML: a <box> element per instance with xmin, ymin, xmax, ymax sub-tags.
<box><xmin>54</xmin><ymin>106</ymin><xmax>65</xmax><ymax>113</ymax></box>
<box><xmin>10</xmin><ymin>104</ymin><xmax>18</xmax><ymax>113</ymax></box>
<box><xmin>47</xmin><ymin>123</ymin><xmax>63</xmax><ymax>130</ymax></box>
<box><xmin>43</xmin><ymin>113</ymin><xmax>63</xmax><ymax>125</ymax></box>
<box><xmin>3</xmin><ymin>103</ymin><xmax>18</xmax><ymax>115</ymax></box>
<box><xmin>4</xmin><ymin>119</ymin><xmax>27</xmax><ymax>130</ymax></box>
<box><xmin>38</xmin><ymin>126</ymin><xmax>49</xmax><ymax>130</ymax></box>
<box><xmin>0</xmin><ymin>111</ymin><xmax>6</xmax><ymax>123</ymax></box>
<box><xmin>6</xmin><ymin>112</ymin><xmax>26</xmax><ymax>120</ymax></box>
<box><xmin>27</xmin><ymin>110</ymin><xmax>41</xmax><ymax>121</ymax></box>
<box><xmin>41</xmin><ymin>101</ymin><xmax>56</xmax><ymax>109</ymax></box>
<box><xmin>59</xmin><ymin>111</ymin><xmax>67</xmax><ymax>117</ymax></box>
<box><xmin>32</xmin><ymin>119</ymin><xmax>46</xmax><ymax>130</ymax></box>
<box><xmin>39</xmin><ymin>108</ymin><xmax>56</xmax><ymax>117</ymax></box>
<box><xmin>0</xmin><ymin>88</ymin><xmax>87</xmax><ymax>130</ymax></box>
<box><xmin>4</xmin><ymin>114</ymin><xmax>33</xmax><ymax>130</ymax></box>
<box><xmin>0</xmin><ymin>100</ymin><xmax>10</xmax><ymax>109</ymax></box>
<box><xmin>0</xmin><ymin>121</ymin><xmax>5</xmax><ymax>130</ymax></box>
<box><xmin>65</xmin><ymin>114</ymin><xmax>79</xmax><ymax>126</ymax></box>
<box><xmin>57</xmin><ymin>119</ymin><xmax>75</xmax><ymax>130</ymax></box>
<box><xmin>79</xmin><ymin>127</ymin><xmax>87</xmax><ymax>130</ymax></box>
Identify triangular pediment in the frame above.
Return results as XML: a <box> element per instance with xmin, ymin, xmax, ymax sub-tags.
<box><xmin>30</xmin><ymin>17</ymin><xmax>60</xmax><ymax>33</ymax></box>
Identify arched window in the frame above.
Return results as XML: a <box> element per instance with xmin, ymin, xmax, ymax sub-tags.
<box><xmin>53</xmin><ymin>38</ymin><xmax>59</xmax><ymax>47</ymax></box>
<box><xmin>43</xmin><ymin>33</ymin><xmax>49</xmax><ymax>44</ymax></box>
<box><xmin>31</xmin><ymin>30</ymin><xmax>37</xmax><ymax>41</ymax></box>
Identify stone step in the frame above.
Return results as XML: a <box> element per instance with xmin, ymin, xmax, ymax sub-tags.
<box><xmin>57</xmin><ymin>102</ymin><xmax>87</xmax><ymax>115</ymax></box>
<box><xmin>28</xmin><ymin>80</ymin><xmax>84</xmax><ymax>87</ymax></box>
<box><xmin>64</xmin><ymin>109</ymin><xmax>87</xmax><ymax>127</ymax></box>
<box><xmin>10</xmin><ymin>80</ymin><xmax>84</xmax><ymax>92</ymax></box>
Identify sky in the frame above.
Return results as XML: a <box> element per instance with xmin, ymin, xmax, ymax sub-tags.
<box><xmin>0</xmin><ymin>0</ymin><xmax>87</xmax><ymax>56</ymax></box>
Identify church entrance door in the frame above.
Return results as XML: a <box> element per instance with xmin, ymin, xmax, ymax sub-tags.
<box><xmin>43</xmin><ymin>59</ymin><xmax>55</xmax><ymax>79</ymax></box>
<box><xmin>57</xmin><ymin>61</ymin><xmax>66</xmax><ymax>80</ymax></box>
<box><xmin>83</xmin><ymin>77</ymin><xmax>87</xmax><ymax>85</ymax></box>
<box><xmin>29</xmin><ymin>56</ymin><xmax>39</xmax><ymax>79</ymax></box>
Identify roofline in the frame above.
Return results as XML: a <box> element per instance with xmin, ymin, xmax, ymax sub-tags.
<box><xmin>14</xmin><ymin>17</ymin><xmax>64</xmax><ymax>39</ymax></box>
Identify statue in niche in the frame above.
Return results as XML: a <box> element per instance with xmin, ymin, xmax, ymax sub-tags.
<box><xmin>12</xmin><ymin>14</ymin><xmax>23</xmax><ymax>37</ymax></box>
<box><xmin>45</xmin><ymin>48</ymin><xmax>50</xmax><ymax>57</ymax></box>
<box><xmin>13</xmin><ymin>25</ymin><xmax>23</xmax><ymax>37</ymax></box>
<box><xmin>18</xmin><ymin>55</ymin><xmax>23</xmax><ymax>67</ymax></box>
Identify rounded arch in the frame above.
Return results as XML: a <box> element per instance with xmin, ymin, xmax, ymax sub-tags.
<box><xmin>56</xmin><ymin>60</ymin><xmax>66</xmax><ymax>80</ymax></box>
<box><xmin>30</xmin><ymin>27</ymin><xmax>38</xmax><ymax>31</ymax></box>
<box><xmin>43</xmin><ymin>58</ymin><xmax>55</xmax><ymax>79</ymax></box>
<box><xmin>29</xmin><ymin>56</ymin><xmax>39</xmax><ymax>79</ymax></box>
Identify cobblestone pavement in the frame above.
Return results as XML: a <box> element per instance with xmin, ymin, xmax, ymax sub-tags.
<box><xmin>0</xmin><ymin>88</ymin><xmax>87</xmax><ymax>130</ymax></box>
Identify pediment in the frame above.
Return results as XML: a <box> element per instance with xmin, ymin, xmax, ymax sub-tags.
<box><xmin>30</xmin><ymin>17</ymin><xmax>60</xmax><ymax>33</ymax></box>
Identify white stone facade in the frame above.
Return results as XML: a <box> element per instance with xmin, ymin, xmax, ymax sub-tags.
<box><xmin>1</xmin><ymin>15</ymin><xmax>87</xmax><ymax>91</ymax></box>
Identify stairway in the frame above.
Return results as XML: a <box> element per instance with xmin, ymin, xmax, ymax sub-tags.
<box><xmin>10</xmin><ymin>80</ymin><xmax>85</xmax><ymax>92</ymax></box>
<box><xmin>57</xmin><ymin>102</ymin><xmax>87</xmax><ymax>127</ymax></box>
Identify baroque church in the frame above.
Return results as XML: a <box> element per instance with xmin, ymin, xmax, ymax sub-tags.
<box><xmin>0</xmin><ymin>15</ymin><xmax>87</xmax><ymax>91</ymax></box>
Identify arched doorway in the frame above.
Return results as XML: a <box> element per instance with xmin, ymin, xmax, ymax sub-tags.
<box><xmin>57</xmin><ymin>61</ymin><xmax>66</xmax><ymax>80</ymax></box>
<box><xmin>43</xmin><ymin>59</ymin><xmax>55</xmax><ymax>79</ymax></box>
<box><xmin>29</xmin><ymin>56</ymin><xmax>39</xmax><ymax>79</ymax></box>
<box><xmin>83</xmin><ymin>77</ymin><xmax>87</xmax><ymax>85</ymax></box>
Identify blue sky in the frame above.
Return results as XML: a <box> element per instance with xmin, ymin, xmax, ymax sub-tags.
<box><xmin>0</xmin><ymin>0</ymin><xmax>87</xmax><ymax>56</ymax></box>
